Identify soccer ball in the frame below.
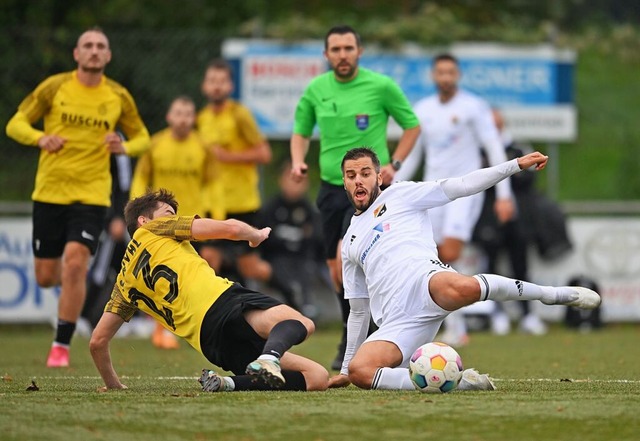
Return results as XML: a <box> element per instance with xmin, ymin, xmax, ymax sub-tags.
<box><xmin>409</xmin><ymin>342</ymin><xmax>464</xmax><ymax>393</ymax></box>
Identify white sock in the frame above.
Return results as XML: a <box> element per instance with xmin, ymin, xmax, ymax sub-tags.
<box><xmin>257</xmin><ymin>354</ymin><xmax>278</xmax><ymax>362</ymax></box>
<box><xmin>474</xmin><ymin>274</ymin><xmax>558</xmax><ymax>304</ymax></box>
<box><xmin>222</xmin><ymin>377</ymin><xmax>235</xmax><ymax>391</ymax></box>
<box><xmin>371</xmin><ymin>367</ymin><xmax>415</xmax><ymax>390</ymax></box>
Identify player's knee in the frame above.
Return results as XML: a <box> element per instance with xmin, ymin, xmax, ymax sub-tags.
<box><xmin>36</xmin><ymin>272</ymin><xmax>59</xmax><ymax>287</ymax></box>
<box><xmin>449</xmin><ymin>276</ymin><xmax>480</xmax><ymax>303</ymax></box>
<box><xmin>348</xmin><ymin>360</ymin><xmax>374</xmax><ymax>390</ymax></box>
<box><xmin>297</xmin><ymin>315</ymin><xmax>316</xmax><ymax>337</ymax></box>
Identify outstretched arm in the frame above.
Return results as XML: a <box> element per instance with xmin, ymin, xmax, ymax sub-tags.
<box><xmin>191</xmin><ymin>218</ymin><xmax>270</xmax><ymax>247</ymax></box>
<box><xmin>329</xmin><ymin>297</ymin><xmax>371</xmax><ymax>388</ymax></box>
<box><xmin>90</xmin><ymin>312</ymin><xmax>127</xmax><ymax>391</ymax></box>
<box><xmin>441</xmin><ymin>152</ymin><xmax>548</xmax><ymax>201</ymax></box>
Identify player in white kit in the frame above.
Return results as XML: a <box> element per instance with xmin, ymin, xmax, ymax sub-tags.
<box><xmin>394</xmin><ymin>53</ymin><xmax>516</xmax><ymax>346</ymax></box>
<box><xmin>328</xmin><ymin>147</ymin><xmax>600</xmax><ymax>391</ymax></box>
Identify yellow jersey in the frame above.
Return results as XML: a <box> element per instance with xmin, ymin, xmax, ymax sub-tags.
<box><xmin>197</xmin><ymin>100</ymin><xmax>264</xmax><ymax>214</ymax></box>
<box><xmin>5</xmin><ymin>71</ymin><xmax>150</xmax><ymax>206</ymax></box>
<box><xmin>104</xmin><ymin>215</ymin><xmax>233</xmax><ymax>354</ymax></box>
<box><xmin>130</xmin><ymin>129</ymin><xmax>212</xmax><ymax>217</ymax></box>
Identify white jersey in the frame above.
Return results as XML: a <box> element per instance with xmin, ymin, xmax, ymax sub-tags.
<box><xmin>342</xmin><ymin>181</ymin><xmax>451</xmax><ymax>325</ymax></box>
<box><xmin>396</xmin><ymin>89</ymin><xmax>511</xmax><ymax>199</ymax></box>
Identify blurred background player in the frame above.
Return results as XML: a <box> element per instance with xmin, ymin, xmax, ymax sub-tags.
<box><xmin>5</xmin><ymin>27</ymin><xmax>150</xmax><ymax>367</ymax></box>
<box><xmin>130</xmin><ymin>95</ymin><xmax>213</xmax><ymax>348</ymax></box>
<box><xmin>259</xmin><ymin>161</ymin><xmax>325</xmax><ymax>319</ymax></box>
<box><xmin>290</xmin><ymin>25</ymin><xmax>421</xmax><ymax>369</ymax></box>
<box><xmin>472</xmin><ymin>109</ymin><xmax>547</xmax><ymax>335</ymax></box>
<box><xmin>197</xmin><ymin>59</ymin><xmax>299</xmax><ymax>309</ymax></box>
<box><xmin>80</xmin><ymin>153</ymin><xmax>136</xmax><ymax>333</ymax></box>
<box><xmin>394</xmin><ymin>53</ymin><xmax>515</xmax><ymax>347</ymax></box>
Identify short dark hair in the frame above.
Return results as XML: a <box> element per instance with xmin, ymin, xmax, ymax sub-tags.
<box><xmin>325</xmin><ymin>25</ymin><xmax>361</xmax><ymax>49</ymax></box>
<box><xmin>170</xmin><ymin>95</ymin><xmax>195</xmax><ymax>108</ymax></box>
<box><xmin>432</xmin><ymin>53</ymin><xmax>459</xmax><ymax>68</ymax></box>
<box><xmin>206</xmin><ymin>58</ymin><xmax>233</xmax><ymax>77</ymax></box>
<box><xmin>341</xmin><ymin>147</ymin><xmax>380</xmax><ymax>173</ymax></box>
<box><xmin>124</xmin><ymin>189</ymin><xmax>179</xmax><ymax>237</ymax></box>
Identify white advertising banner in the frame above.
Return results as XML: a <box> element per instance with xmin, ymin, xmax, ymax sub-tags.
<box><xmin>0</xmin><ymin>218</ymin><xmax>59</xmax><ymax>323</ymax></box>
<box><xmin>1</xmin><ymin>217</ymin><xmax>638</xmax><ymax>323</ymax></box>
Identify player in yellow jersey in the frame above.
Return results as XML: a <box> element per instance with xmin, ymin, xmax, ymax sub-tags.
<box><xmin>131</xmin><ymin>95</ymin><xmax>214</xmax><ymax>349</ymax></box>
<box><xmin>89</xmin><ymin>189</ymin><xmax>329</xmax><ymax>392</ymax></box>
<box><xmin>197</xmin><ymin>59</ymin><xmax>299</xmax><ymax>309</ymax></box>
<box><xmin>5</xmin><ymin>27</ymin><xmax>150</xmax><ymax>368</ymax></box>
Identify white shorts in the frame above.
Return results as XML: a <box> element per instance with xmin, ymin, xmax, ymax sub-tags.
<box><xmin>429</xmin><ymin>192</ymin><xmax>484</xmax><ymax>244</ymax></box>
<box><xmin>365</xmin><ymin>263</ymin><xmax>456</xmax><ymax>367</ymax></box>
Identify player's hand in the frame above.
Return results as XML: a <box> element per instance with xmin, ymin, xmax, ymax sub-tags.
<box><xmin>211</xmin><ymin>145</ymin><xmax>235</xmax><ymax>163</ymax></box>
<box><xmin>97</xmin><ymin>384</ymin><xmax>128</xmax><ymax>392</ymax></box>
<box><xmin>105</xmin><ymin>132</ymin><xmax>126</xmax><ymax>154</ymax></box>
<box><xmin>379</xmin><ymin>164</ymin><xmax>396</xmax><ymax>186</ymax></box>
<box><xmin>328</xmin><ymin>374</ymin><xmax>351</xmax><ymax>388</ymax></box>
<box><xmin>517</xmin><ymin>152</ymin><xmax>548</xmax><ymax>171</ymax></box>
<box><xmin>37</xmin><ymin>134</ymin><xmax>66</xmax><ymax>153</ymax></box>
<box><xmin>290</xmin><ymin>162</ymin><xmax>308</xmax><ymax>182</ymax></box>
<box><xmin>248</xmin><ymin>227</ymin><xmax>271</xmax><ymax>248</ymax></box>
<box><xmin>494</xmin><ymin>198</ymin><xmax>515</xmax><ymax>223</ymax></box>
<box><xmin>109</xmin><ymin>218</ymin><xmax>127</xmax><ymax>240</ymax></box>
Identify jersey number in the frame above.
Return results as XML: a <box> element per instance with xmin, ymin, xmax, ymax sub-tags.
<box><xmin>128</xmin><ymin>249</ymin><xmax>179</xmax><ymax>330</ymax></box>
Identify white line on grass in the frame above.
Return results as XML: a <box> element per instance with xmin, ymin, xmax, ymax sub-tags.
<box><xmin>35</xmin><ymin>376</ymin><xmax>640</xmax><ymax>384</ymax></box>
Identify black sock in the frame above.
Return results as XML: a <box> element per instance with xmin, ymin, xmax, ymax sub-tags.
<box><xmin>261</xmin><ymin>319</ymin><xmax>308</xmax><ymax>358</ymax></box>
<box><xmin>231</xmin><ymin>370</ymin><xmax>307</xmax><ymax>391</ymax></box>
<box><xmin>55</xmin><ymin>320</ymin><xmax>76</xmax><ymax>345</ymax></box>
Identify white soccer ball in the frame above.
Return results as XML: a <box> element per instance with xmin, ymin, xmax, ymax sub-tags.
<box><xmin>409</xmin><ymin>342</ymin><xmax>464</xmax><ymax>393</ymax></box>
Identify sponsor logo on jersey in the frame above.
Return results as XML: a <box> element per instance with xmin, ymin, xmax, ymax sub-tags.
<box><xmin>61</xmin><ymin>112</ymin><xmax>111</xmax><ymax>130</ymax></box>
<box><xmin>350</xmin><ymin>234</ymin><xmax>356</xmax><ymax>244</ymax></box>
<box><xmin>355</xmin><ymin>114</ymin><xmax>369</xmax><ymax>130</ymax></box>
<box><xmin>373</xmin><ymin>222</ymin><xmax>390</xmax><ymax>233</ymax></box>
<box><xmin>360</xmin><ymin>233</ymin><xmax>380</xmax><ymax>265</ymax></box>
<box><xmin>373</xmin><ymin>203</ymin><xmax>386</xmax><ymax>218</ymax></box>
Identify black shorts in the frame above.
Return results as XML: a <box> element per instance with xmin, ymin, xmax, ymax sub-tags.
<box><xmin>32</xmin><ymin>201</ymin><xmax>107</xmax><ymax>258</ymax></box>
<box><xmin>199</xmin><ymin>284</ymin><xmax>283</xmax><ymax>374</ymax></box>
<box><xmin>316</xmin><ymin>181</ymin><xmax>354</xmax><ymax>259</ymax></box>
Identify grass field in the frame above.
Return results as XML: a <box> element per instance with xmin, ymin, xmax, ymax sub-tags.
<box><xmin>1</xmin><ymin>323</ymin><xmax>639</xmax><ymax>441</ymax></box>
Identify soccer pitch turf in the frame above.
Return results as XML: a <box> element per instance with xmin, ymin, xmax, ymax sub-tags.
<box><xmin>1</xmin><ymin>324</ymin><xmax>639</xmax><ymax>441</ymax></box>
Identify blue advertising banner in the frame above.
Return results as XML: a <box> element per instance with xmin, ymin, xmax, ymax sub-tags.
<box><xmin>223</xmin><ymin>39</ymin><xmax>576</xmax><ymax>141</ymax></box>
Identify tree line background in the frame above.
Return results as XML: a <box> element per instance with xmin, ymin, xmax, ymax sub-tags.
<box><xmin>1</xmin><ymin>0</ymin><xmax>639</xmax><ymax>203</ymax></box>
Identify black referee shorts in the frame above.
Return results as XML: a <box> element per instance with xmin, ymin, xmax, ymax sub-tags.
<box><xmin>316</xmin><ymin>181</ymin><xmax>354</xmax><ymax>259</ymax></box>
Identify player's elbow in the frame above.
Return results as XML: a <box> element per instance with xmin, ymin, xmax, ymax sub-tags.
<box><xmin>304</xmin><ymin>366</ymin><xmax>329</xmax><ymax>391</ymax></box>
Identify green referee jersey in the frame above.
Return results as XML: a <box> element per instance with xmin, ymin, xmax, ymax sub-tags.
<box><xmin>293</xmin><ymin>67</ymin><xmax>419</xmax><ymax>185</ymax></box>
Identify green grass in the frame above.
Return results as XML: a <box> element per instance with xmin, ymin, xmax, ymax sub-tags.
<box><xmin>1</xmin><ymin>324</ymin><xmax>639</xmax><ymax>440</ymax></box>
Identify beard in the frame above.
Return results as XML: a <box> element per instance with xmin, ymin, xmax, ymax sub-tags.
<box><xmin>347</xmin><ymin>184</ymin><xmax>381</xmax><ymax>214</ymax></box>
<box><xmin>333</xmin><ymin>62</ymin><xmax>357</xmax><ymax>80</ymax></box>
<box><xmin>208</xmin><ymin>95</ymin><xmax>227</xmax><ymax>106</ymax></box>
<box><xmin>79</xmin><ymin>65</ymin><xmax>104</xmax><ymax>74</ymax></box>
